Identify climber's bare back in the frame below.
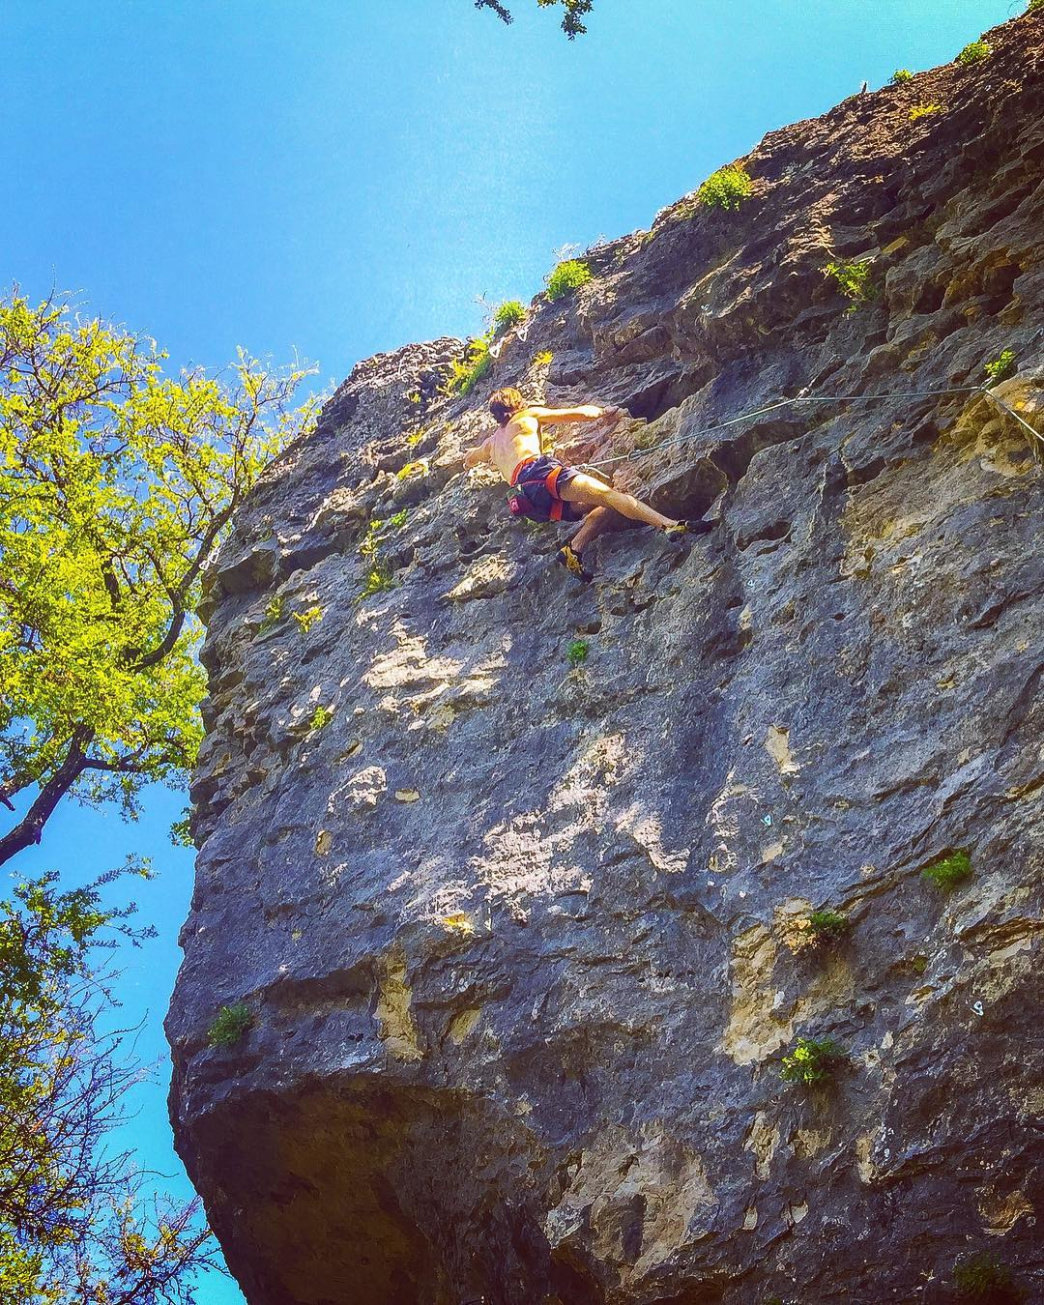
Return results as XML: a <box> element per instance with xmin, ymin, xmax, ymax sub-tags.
<box><xmin>466</xmin><ymin>404</ymin><xmax>611</xmax><ymax>483</ymax></box>
<box><xmin>487</xmin><ymin>410</ymin><xmax>543</xmax><ymax>482</ymax></box>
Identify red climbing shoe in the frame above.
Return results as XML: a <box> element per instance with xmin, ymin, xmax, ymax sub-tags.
<box><xmin>556</xmin><ymin>543</ymin><xmax>592</xmax><ymax>582</ymax></box>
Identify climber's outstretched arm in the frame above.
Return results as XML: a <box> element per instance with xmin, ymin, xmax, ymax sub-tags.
<box><xmin>463</xmin><ymin>438</ymin><xmax>493</xmax><ymax>469</ymax></box>
<box><xmin>528</xmin><ymin>404</ymin><xmax>621</xmax><ymax>425</ymax></box>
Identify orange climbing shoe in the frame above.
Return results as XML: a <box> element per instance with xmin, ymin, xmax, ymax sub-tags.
<box><xmin>556</xmin><ymin>543</ymin><xmax>592</xmax><ymax>582</ymax></box>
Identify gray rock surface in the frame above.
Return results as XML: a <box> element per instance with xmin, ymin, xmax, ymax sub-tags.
<box><xmin>168</xmin><ymin>16</ymin><xmax>1044</xmax><ymax>1303</ymax></box>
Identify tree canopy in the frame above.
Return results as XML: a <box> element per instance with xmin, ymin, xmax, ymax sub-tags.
<box><xmin>0</xmin><ymin>291</ymin><xmax>321</xmax><ymax>1299</ymax></box>
<box><xmin>0</xmin><ymin>292</ymin><xmax>320</xmax><ymax>866</ymax></box>
<box><xmin>0</xmin><ymin>868</ymin><xmax>222</xmax><ymax>1302</ymax></box>
<box><xmin>475</xmin><ymin>0</ymin><xmax>594</xmax><ymax>38</ymax></box>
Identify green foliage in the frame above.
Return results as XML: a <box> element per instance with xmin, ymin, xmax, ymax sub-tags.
<box><xmin>921</xmin><ymin>849</ymin><xmax>972</xmax><ymax>892</ymax></box>
<box><xmin>567</xmin><ymin>639</ymin><xmax>589</xmax><ymax>668</ymax></box>
<box><xmin>292</xmin><ymin>605</ymin><xmax>323</xmax><ymax>633</ymax></box>
<box><xmin>697</xmin><ymin>165</ymin><xmax>753</xmax><ymax>211</ymax></box>
<box><xmin>206</xmin><ymin>1002</ymin><xmax>254</xmax><ymax>1049</ymax></box>
<box><xmin>0</xmin><ymin>291</ymin><xmax>319</xmax><ymax>865</ymax></box>
<box><xmin>910</xmin><ymin>102</ymin><xmax>941</xmax><ymax>121</ymax></box>
<box><xmin>1030</xmin><ymin>0</ymin><xmax>1044</xmax><ymax>11</ymax></box>
<box><xmin>492</xmin><ymin>299</ymin><xmax>527</xmax><ymax>335</ymax></box>
<box><xmin>780</xmin><ymin>1036</ymin><xmax>846</xmax><ymax>1086</ymax></box>
<box><xmin>984</xmin><ymin>349</ymin><xmax>1017</xmax><ymax>384</ymax></box>
<box><xmin>360</xmin><ymin>518</ymin><xmax>383</xmax><ymax>560</ymax></box>
<box><xmin>533</xmin><ymin>349</ymin><xmax>554</xmax><ymax>368</ymax></box>
<box><xmin>446</xmin><ymin>336</ymin><xmax>494</xmax><ymax>395</ymax></box>
<box><xmin>545</xmin><ymin>259</ymin><xmax>593</xmax><ymax>302</ymax></box>
<box><xmin>308</xmin><ymin>705</ymin><xmax>333</xmax><ymax>732</ymax></box>
<box><xmin>956</xmin><ymin>39</ymin><xmax>991</xmax><ymax>66</ymax></box>
<box><xmin>476</xmin><ymin>0</ymin><xmax>594</xmax><ymax>38</ymax></box>
<box><xmin>825</xmin><ymin>258</ymin><xmax>876</xmax><ymax>306</ymax></box>
<box><xmin>358</xmin><ymin>515</ymin><xmax>406</xmax><ymax>600</ymax></box>
<box><xmin>259</xmin><ymin>595</ymin><xmax>284</xmax><ymax>633</ymax></box>
<box><xmin>170</xmin><ymin>807</ymin><xmax>194</xmax><ymax>847</ymax></box>
<box><xmin>909</xmin><ymin>953</ymin><xmax>929</xmax><ymax>975</ymax></box>
<box><xmin>1</xmin><ymin>870</ymin><xmax>218</xmax><ymax>1299</ymax></box>
<box><xmin>803</xmin><ymin>908</ymin><xmax>852</xmax><ymax>948</ymax></box>
<box><xmin>360</xmin><ymin>563</ymin><xmax>396</xmax><ymax>599</ymax></box>
<box><xmin>396</xmin><ymin>458</ymin><xmax>428</xmax><ymax>480</ymax></box>
<box><xmin>953</xmin><ymin>1251</ymin><xmax>1024</xmax><ymax>1302</ymax></box>
<box><xmin>890</xmin><ymin>68</ymin><xmax>914</xmax><ymax>84</ymax></box>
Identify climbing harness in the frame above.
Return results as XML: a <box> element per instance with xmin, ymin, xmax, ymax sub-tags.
<box><xmin>577</xmin><ymin>383</ymin><xmax>1043</xmax><ymax>472</ymax></box>
<box><xmin>508</xmin><ymin>455</ymin><xmax>585</xmax><ymax>523</ymax></box>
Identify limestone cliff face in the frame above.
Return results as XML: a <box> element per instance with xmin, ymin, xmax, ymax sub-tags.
<box><xmin>167</xmin><ymin>16</ymin><xmax>1044</xmax><ymax>1304</ymax></box>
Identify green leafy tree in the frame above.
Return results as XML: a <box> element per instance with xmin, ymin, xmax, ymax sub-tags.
<box><xmin>475</xmin><ymin>0</ymin><xmax>594</xmax><ymax>38</ymax></box>
<box><xmin>0</xmin><ymin>869</ymin><xmax>225</xmax><ymax>1301</ymax></box>
<box><xmin>0</xmin><ymin>291</ymin><xmax>320</xmax><ymax>867</ymax></box>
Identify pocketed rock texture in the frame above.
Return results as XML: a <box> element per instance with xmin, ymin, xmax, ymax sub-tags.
<box><xmin>168</xmin><ymin>16</ymin><xmax>1044</xmax><ymax>1305</ymax></box>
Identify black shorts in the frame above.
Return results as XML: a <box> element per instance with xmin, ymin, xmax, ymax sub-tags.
<box><xmin>509</xmin><ymin>456</ymin><xmax>585</xmax><ymax>524</ymax></box>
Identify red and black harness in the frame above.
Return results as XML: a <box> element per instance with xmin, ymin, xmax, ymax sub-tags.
<box><xmin>508</xmin><ymin>456</ymin><xmax>585</xmax><ymax>524</ymax></box>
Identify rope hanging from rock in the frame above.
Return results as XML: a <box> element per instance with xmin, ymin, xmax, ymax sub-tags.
<box><xmin>580</xmin><ymin>382</ymin><xmax>1043</xmax><ymax>471</ymax></box>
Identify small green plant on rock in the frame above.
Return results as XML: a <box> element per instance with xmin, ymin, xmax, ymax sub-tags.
<box><xmin>890</xmin><ymin>68</ymin><xmax>914</xmax><ymax>84</ymax></box>
<box><xmin>910</xmin><ymin>102</ymin><xmax>942</xmax><ymax>121</ymax></box>
<box><xmin>956</xmin><ymin>39</ymin><xmax>991</xmax><ymax>66</ymax></box>
<box><xmin>308</xmin><ymin>704</ymin><xmax>334</xmax><ymax>731</ymax></box>
<box><xmin>362</xmin><ymin>512</ymin><xmax>407</xmax><ymax>559</ymax></box>
<box><xmin>953</xmin><ymin>1251</ymin><xmax>1024</xmax><ymax>1302</ymax></box>
<box><xmin>984</xmin><ymin>349</ymin><xmax>1017</xmax><ymax>384</ymax></box>
<box><xmin>826</xmin><ymin>258</ymin><xmax>876</xmax><ymax>310</ymax></box>
<box><xmin>396</xmin><ymin>458</ymin><xmax>428</xmax><ymax>481</ymax></box>
<box><xmin>798</xmin><ymin>908</ymin><xmax>852</xmax><ymax>951</ymax></box>
<box><xmin>697</xmin><ymin>164</ymin><xmax>753</xmax><ymax>211</ymax></box>
<box><xmin>492</xmin><ymin>299</ymin><xmax>527</xmax><ymax>334</ymax></box>
<box><xmin>1030</xmin><ymin>0</ymin><xmax>1044</xmax><ymax>11</ymax></box>
<box><xmin>360</xmin><ymin>522</ymin><xmax>380</xmax><ymax>560</ymax></box>
<box><xmin>533</xmin><ymin>349</ymin><xmax>554</xmax><ymax>368</ymax></box>
<box><xmin>567</xmin><ymin>639</ymin><xmax>589</xmax><ymax>668</ymax></box>
<box><xmin>207</xmin><ymin>1003</ymin><xmax>254</xmax><ymax>1049</ymax></box>
<box><xmin>259</xmin><ymin>595</ymin><xmax>283</xmax><ymax>634</ymax></box>
<box><xmin>292</xmin><ymin>605</ymin><xmax>323</xmax><ymax>633</ymax></box>
<box><xmin>446</xmin><ymin>336</ymin><xmax>494</xmax><ymax>395</ymax></box>
<box><xmin>921</xmin><ymin>849</ymin><xmax>972</xmax><ymax>892</ymax></box>
<box><xmin>360</xmin><ymin>563</ymin><xmax>395</xmax><ymax>598</ymax></box>
<box><xmin>545</xmin><ymin>259</ymin><xmax>592</xmax><ymax>302</ymax></box>
<box><xmin>780</xmin><ymin>1036</ymin><xmax>846</xmax><ymax>1086</ymax></box>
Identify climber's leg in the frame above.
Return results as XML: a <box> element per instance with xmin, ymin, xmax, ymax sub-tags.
<box><xmin>569</xmin><ymin>505</ymin><xmax>624</xmax><ymax>553</ymax></box>
<box><xmin>558</xmin><ymin>471</ymin><xmax>679</xmax><ymax>530</ymax></box>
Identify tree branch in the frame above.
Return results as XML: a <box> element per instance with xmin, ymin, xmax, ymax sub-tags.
<box><xmin>125</xmin><ymin>499</ymin><xmax>236</xmax><ymax>672</ymax></box>
<box><xmin>0</xmin><ymin>726</ymin><xmax>93</xmax><ymax>868</ymax></box>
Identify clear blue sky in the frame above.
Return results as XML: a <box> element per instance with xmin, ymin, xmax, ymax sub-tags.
<box><xmin>1</xmin><ymin>1</ymin><xmax>1011</xmax><ymax>1299</ymax></box>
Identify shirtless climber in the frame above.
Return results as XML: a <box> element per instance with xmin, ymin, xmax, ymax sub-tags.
<box><xmin>463</xmin><ymin>387</ymin><xmax>703</xmax><ymax>581</ymax></box>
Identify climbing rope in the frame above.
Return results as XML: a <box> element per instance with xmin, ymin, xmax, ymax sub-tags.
<box><xmin>579</xmin><ymin>382</ymin><xmax>1042</xmax><ymax>471</ymax></box>
<box><xmin>982</xmin><ymin>387</ymin><xmax>1044</xmax><ymax>456</ymax></box>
